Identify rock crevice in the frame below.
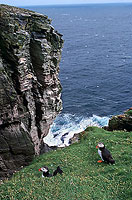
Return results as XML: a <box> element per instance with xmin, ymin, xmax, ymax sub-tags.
<box><xmin>0</xmin><ymin>4</ymin><xmax>63</xmax><ymax>178</ymax></box>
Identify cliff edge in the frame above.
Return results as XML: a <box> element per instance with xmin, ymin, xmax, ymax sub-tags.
<box><xmin>107</xmin><ymin>108</ymin><xmax>132</xmax><ymax>131</ymax></box>
<box><xmin>0</xmin><ymin>4</ymin><xmax>63</xmax><ymax>178</ymax></box>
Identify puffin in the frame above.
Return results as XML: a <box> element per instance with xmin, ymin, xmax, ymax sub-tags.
<box><xmin>39</xmin><ymin>166</ymin><xmax>63</xmax><ymax>177</ymax></box>
<box><xmin>96</xmin><ymin>142</ymin><xmax>115</xmax><ymax>164</ymax></box>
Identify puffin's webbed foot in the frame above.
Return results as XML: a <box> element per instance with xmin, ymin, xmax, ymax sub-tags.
<box><xmin>97</xmin><ymin>160</ymin><xmax>103</xmax><ymax>163</ymax></box>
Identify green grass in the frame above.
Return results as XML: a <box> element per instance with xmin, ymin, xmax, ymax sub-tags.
<box><xmin>125</xmin><ymin>109</ymin><xmax>132</xmax><ymax>116</ymax></box>
<box><xmin>0</xmin><ymin>127</ymin><xmax>132</xmax><ymax>200</ymax></box>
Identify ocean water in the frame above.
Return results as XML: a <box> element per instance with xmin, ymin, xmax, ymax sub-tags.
<box><xmin>25</xmin><ymin>4</ymin><xmax>132</xmax><ymax>146</ymax></box>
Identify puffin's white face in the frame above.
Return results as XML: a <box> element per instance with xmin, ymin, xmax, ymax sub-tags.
<box><xmin>98</xmin><ymin>142</ymin><xmax>104</xmax><ymax>148</ymax></box>
<box><xmin>40</xmin><ymin>167</ymin><xmax>48</xmax><ymax>173</ymax></box>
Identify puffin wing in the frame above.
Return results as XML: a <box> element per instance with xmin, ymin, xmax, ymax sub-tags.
<box><xmin>102</xmin><ymin>148</ymin><xmax>113</xmax><ymax>162</ymax></box>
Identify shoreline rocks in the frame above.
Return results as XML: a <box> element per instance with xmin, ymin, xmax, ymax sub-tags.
<box><xmin>106</xmin><ymin>108</ymin><xmax>132</xmax><ymax>131</ymax></box>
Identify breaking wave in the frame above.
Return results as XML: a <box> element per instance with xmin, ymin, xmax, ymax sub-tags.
<box><xmin>43</xmin><ymin>113</ymin><xmax>109</xmax><ymax>147</ymax></box>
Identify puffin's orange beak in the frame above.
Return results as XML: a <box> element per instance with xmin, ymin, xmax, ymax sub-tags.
<box><xmin>39</xmin><ymin>168</ymin><xmax>41</xmax><ymax>171</ymax></box>
<box><xmin>96</xmin><ymin>145</ymin><xmax>98</xmax><ymax>149</ymax></box>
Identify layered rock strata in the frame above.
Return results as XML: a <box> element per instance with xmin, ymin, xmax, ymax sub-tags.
<box><xmin>0</xmin><ymin>4</ymin><xmax>63</xmax><ymax>178</ymax></box>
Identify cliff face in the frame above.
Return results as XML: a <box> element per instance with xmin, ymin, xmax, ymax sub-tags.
<box><xmin>107</xmin><ymin>108</ymin><xmax>132</xmax><ymax>131</ymax></box>
<box><xmin>0</xmin><ymin>4</ymin><xmax>63</xmax><ymax>178</ymax></box>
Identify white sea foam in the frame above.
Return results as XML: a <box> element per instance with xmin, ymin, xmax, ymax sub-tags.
<box><xmin>43</xmin><ymin>114</ymin><xmax>109</xmax><ymax>147</ymax></box>
<box><xmin>61</xmin><ymin>14</ymin><xmax>70</xmax><ymax>16</ymax></box>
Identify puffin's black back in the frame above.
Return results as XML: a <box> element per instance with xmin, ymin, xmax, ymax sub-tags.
<box><xmin>101</xmin><ymin>148</ymin><xmax>115</xmax><ymax>164</ymax></box>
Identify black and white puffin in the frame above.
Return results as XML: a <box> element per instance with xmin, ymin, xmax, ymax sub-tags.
<box><xmin>39</xmin><ymin>166</ymin><xmax>63</xmax><ymax>177</ymax></box>
<box><xmin>96</xmin><ymin>142</ymin><xmax>115</xmax><ymax>164</ymax></box>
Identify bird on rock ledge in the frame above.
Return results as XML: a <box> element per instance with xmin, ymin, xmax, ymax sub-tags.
<box><xmin>96</xmin><ymin>142</ymin><xmax>115</xmax><ymax>164</ymax></box>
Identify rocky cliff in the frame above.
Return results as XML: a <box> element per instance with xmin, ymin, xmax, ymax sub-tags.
<box><xmin>107</xmin><ymin>108</ymin><xmax>132</xmax><ymax>131</ymax></box>
<box><xmin>0</xmin><ymin>4</ymin><xmax>63</xmax><ymax>178</ymax></box>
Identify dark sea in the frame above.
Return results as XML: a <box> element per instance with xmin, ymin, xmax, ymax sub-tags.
<box><xmin>25</xmin><ymin>4</ymin><xmax>132</xmax><ymax>146</ymax></box>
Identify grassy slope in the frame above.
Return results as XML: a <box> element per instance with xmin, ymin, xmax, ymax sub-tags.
<box><xmin>0</xmin><ymin>127</ymin><xmax>131</xmax><ymax>200</ymax></box>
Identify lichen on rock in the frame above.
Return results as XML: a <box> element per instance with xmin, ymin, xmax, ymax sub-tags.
<box><xmin>0</xmin><ymin>4</ymin><xmax>63</xmax><ymax>178</ymax></box>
